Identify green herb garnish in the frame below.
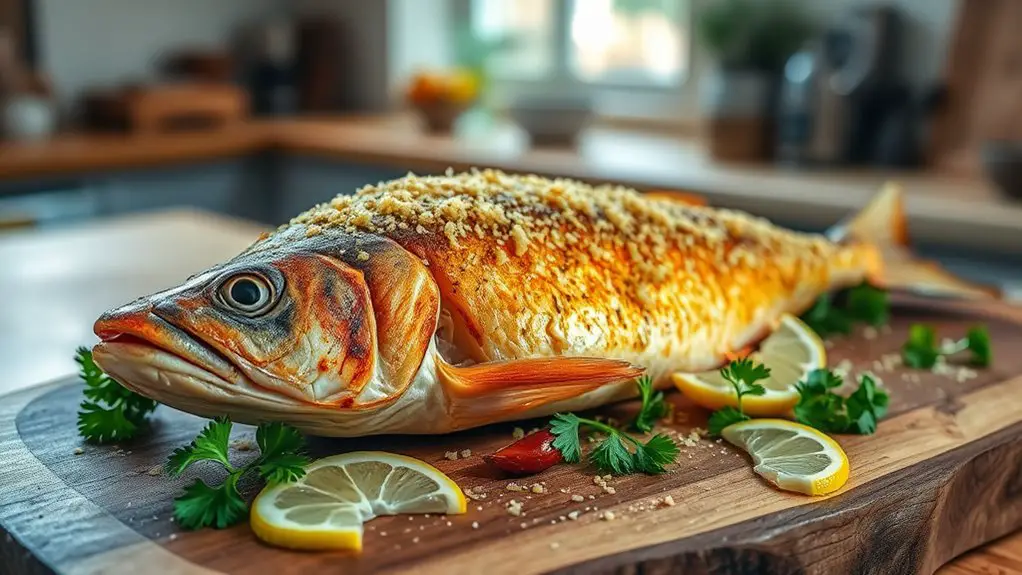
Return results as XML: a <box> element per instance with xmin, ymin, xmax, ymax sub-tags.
<box><xmin>631</xmin><ymin>375</ymin><xmax>669</xmax><ymax>433</ymax></box>
<box><xmin>549</xmin><ymin>413</ymin><xmax>678</xmax><ymax>475</ymax></box>
<box><xmin>76</xmin><ymin>346</ymin><xmax>157</xmax><ymax>443</ymax></box>
<box><xmin>802</xmin><ymin>283</ymin><xmax>889</xmax><ymax>336</ymax></box>
<box><xmin>166</xmin><ymin>417</ymin><xmax>310</xmax><ymax>530</ymax></box>
<box><xmin>548</xmin><ymin>375</ymin><xmax>679</xmax><ymax>475</ymax></box>
<box><xmin>794</xmin><ymin>368</ymin><xmax>889</xmax><ymax>434</ymax></box>
<box><xmin>901</xmin><ymin>324</ymin><xmax>991</xmax><ymax>369</ymax></box>
<box><xmin>707</xmin><ymin>358</ymin><xmax>771</xmax><ymax>436</ymax></box>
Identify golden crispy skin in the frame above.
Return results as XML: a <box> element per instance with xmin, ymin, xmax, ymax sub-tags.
<box><xmin>291</xmin><ymin>170</ymin><xmax>874</xmax><ymax>380</ymax></box>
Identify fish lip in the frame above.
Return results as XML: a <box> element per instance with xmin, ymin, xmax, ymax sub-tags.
<box><xmin>96</xmin><ymin>313</ymin><xmax>239</xmax><ymax>383</ymax></box>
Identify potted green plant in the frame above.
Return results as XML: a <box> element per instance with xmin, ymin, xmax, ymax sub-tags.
<box><xmin>696</xmin><ymin>0</ymin><xmax>815</xmax><ymax>161</ymax></box>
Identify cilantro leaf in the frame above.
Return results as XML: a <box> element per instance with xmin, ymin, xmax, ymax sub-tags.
<box><xmin>708</xmin><ymin>406</ymin><xmax>749</xmax><ymax>436</ymax></box>
<box><xmin>797</xmin><ymin>368</ymin><xmax>843</xmax><ymax>394</ymax></box>
<box><xmin>633</xmin><ymin>433</ymin><xmax>680</xmax><ymax>474</ymax></box>
<box><xmin>794</xmin><ymin>369</ymin><xmax>888</xmax><ymax>435</ymax></box>
<box><xmin>549</xmin><ymin>411</ymin><xmax>678</xmax><ymax>475</ymax></box>
<box><xmin>631</xmin><ymin>376</ymin><xmax>668</xmax><ymax>433</ymax></box>
<box><xmin>720</xmin><ymin>358</ymin><xmax>771</xmax><ymax>394</ymax></box>
<box><xmin>75</xmin><ymin>347</ymin><xmax>157</xmax><ymax>444</ymax></box>
<box><xmin>168</xmin><ymin>418</ymin><xmax>308</xmax><ymax>529</ymax></box>
<box><xmin>801</xmin><ymin>295</ymin><xmax>853</xmax><ymax>337</ymax></box>
<box><xmin>902</xmin><ymin>324</ymin><xmax>939</xmax><ymax>368</ymax></box>
<box><xmin>707</xmin><ymin>358</ymin><xmax>770</xmax><ymax>436</ymax></box>
<box><xmin>589</xmin><ymin>434</ymin><xmax>634</xmax><ymax>475</ymax></box>
<box><xmin>77</xmin><ymin>401</ymin><xmax>140</xmax><ymax>443</ymax></box>
<box><xmin>165</xmin><ymin>417</ymin><xmax>234</xmax><ymax>476</ymax></box>
<box><xmin>743</xmin><ymin>382</ymin><xmax>767</xmax><ymax>397</ymax></box>
<box><xmin>846</xmin><ymin>284</ymin><xmax>890</xmax><ymax>326</ymax></box>
<box><xmin>902</xmin><ymin>323</ymin><xmax>993</xmax><ymax>371</ymax></box>
<box><xmin>845</xmin><ymin>375</ymin><xmax>889</xmax><ymax>435</ymax></box>
<box><xmin>172</xmin><ymin>476</ymin><xmax>248</xmax><ymax>530</ymax></box>
<box><xmin>802</xmin><ymin>283</ymin><xmax>890</xmax><ymax>336</ymax></box>
<box><xmin>794</xmin><ymin>371</ymin><xmax>851</xmax><ymax>433</ymax></box>
<box><xmin>258</xmin><ymin>453</ymin><xmax>310</xmax><ymax>484</ymax></box>
<box><xmin>965</xmin><ymin>325</ymin><xmax>991</xmax><ymax>367</ymax></box>
<box><xmin>549</xmin><ymin>413</ymin><xmax>583</xmax><ymax>464</ymax></box>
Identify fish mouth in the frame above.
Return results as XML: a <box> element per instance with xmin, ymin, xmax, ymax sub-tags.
<box><xmin>92</xmin><ymin>309</ymin><xmax>245</xmax><ymax>400</ymax></box>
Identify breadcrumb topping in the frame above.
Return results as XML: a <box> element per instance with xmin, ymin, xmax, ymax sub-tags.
<box><xmin>285</xmin><ymin>169</ymin><xmax>835</xmax><ymax>314</ymax></box>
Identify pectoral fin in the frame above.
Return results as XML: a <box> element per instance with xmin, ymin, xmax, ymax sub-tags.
<box><xmin>437</xmin><ymin>355</ymin><xmax>644</xmax><ymax>428</ymax></box>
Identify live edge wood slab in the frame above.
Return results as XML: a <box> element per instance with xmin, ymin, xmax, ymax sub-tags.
<box><xmin>2</xmin><ymin>296</ymin><xmax>1022</xmax><ymax>575</ymax></box>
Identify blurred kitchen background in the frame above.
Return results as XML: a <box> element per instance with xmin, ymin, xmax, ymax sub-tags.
<box><xmin>0</xmin><ymin>0</ymin><xmax>1020</xmax><ymax>286</ymax></box>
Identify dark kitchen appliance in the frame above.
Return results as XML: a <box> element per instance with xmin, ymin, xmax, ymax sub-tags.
<box><xmin>777</xmin><ymin>6</ymin><xmax>907</xmax><ymax>167</ymax></box>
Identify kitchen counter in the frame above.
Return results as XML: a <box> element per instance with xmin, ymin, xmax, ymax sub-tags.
<box><xmin>1</xmin><ymin>114</ymin><xmax>1019</xmax><ymax>253</ymax></box>
<box><xmin>0</xmin><ymin>210</ymin><xmax>1017</xmax><ymax>575</ymax></box>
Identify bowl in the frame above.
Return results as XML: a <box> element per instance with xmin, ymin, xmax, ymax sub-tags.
<box><xmin>508</xmin><ymin>95</ymin><xmax>593</xmax><ymax>147</ymax></box>
<box><xmin>412</xmin><ymin>99</ymin><xmax>473</xmax><ymax>134</ymax></box>
<box><xmin>981</xmin><ymin>140</ymin><xmax>1022</xmax><ymax>201</ymax></box>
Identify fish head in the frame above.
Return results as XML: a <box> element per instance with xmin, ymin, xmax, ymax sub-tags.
<box><xmin>91</xmin><ymin>228</ymin><xmax>440</xmax><ymax>428</ymax></box>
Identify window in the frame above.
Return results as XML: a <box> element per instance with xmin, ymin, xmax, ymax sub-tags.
<box><xmin>466</xmin><ymin>0</ymin><xmax>690</xmax><ymax>88</ymax></box>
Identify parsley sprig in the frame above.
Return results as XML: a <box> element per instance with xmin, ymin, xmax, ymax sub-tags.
<box><xmin>166</xmin><ymin>417</ymin><xmax>310</xmax><ymax>530</ymax></box>
<box><xmin>550</xmin><ymin>413</ymin><xmax>678</xmax><ymax>475</ymax></box>
<box><xmin>902</xmin><ymin>324</ymin><xmax>991</xmax><ymax>369</ymax></box>
<box><xmin>631</xmin><ymin>376</ymin><xmax>669</xmax><ymax>433</ymax></box>
<box><xmin>707</xmin><ymin>358</ymin><xmax>771</xmax><ymax>436</ymax></box>
<box><xmin>802</xmin><ymin>283</ymin><xmax>889</xmax><ymax>337</ymax></box>
<box><xmin>76</xmin><ymin>347</ymin><xmax>157</xmax><ymax>443</ymax></box>
<box><xmin>794</xmin><ymin>368</ymin><xmax>889</xmax><ymax>434</ymax></box>
<box><xmin>548</xmin><ymin>377</ymin><xmax>679</xmax><ymax>475</ymax></box>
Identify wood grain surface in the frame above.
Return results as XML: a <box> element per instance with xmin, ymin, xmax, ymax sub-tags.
<box><xmin>0</xmin><ymin>115</ymin><xmax>1019</xmax><ymax>255</ymax></box>
<box><xmin>2</xmin><ymin>297</ymin><xmax>1022</xmax><ymax>575</ymax></box>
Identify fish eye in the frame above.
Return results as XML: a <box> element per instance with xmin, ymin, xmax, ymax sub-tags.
<box><xmin>219</xmin><ymin>273</ymin><xmax>274</xmax><ymax>315</ymax></box>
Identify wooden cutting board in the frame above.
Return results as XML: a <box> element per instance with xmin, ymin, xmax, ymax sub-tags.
<box><xmin>2</xmin><ymin>296</ymin><xmax>1022</xmax><ymax>575</ymax></box>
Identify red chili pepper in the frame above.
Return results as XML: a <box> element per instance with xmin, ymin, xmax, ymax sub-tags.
<box><xmin>484</xmin><ymin>428</ymin><xmax>564</xmax><ymax>475</ymax></box>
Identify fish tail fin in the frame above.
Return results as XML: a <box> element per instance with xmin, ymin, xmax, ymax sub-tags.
<box><xmin>828</xmin><ymin>182</ymin><xmax>998</xmax><ymax>299</ymax></box>
<box><xmin>436</xmin><ymin>355</ymin><xmax>644</xmax><ymax>430</ymax></box>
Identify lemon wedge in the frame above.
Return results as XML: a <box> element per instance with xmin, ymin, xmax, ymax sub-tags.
<box><xmin>251</xmin><ymin>451</ymin><xmax>467</xmax><ymax>552</ymax></box>
<box><xmin>722</xmin><ymin>419</ymin><xmax>849</xmax><ymax>496</ymax></box>
<box><xmin>672</xmin><ymin>314</ymin><xmax>825</xmax><ymax>416</ymax></box>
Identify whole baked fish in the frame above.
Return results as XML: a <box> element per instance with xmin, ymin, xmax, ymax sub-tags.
<box><xmin>92</xmin><ymin>170</ymin><xmax>989</xmax><ymax>436</ymax></box>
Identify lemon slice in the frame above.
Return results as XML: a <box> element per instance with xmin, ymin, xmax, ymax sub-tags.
<box><xmin>251</xmin><ymin>451</ymin><xmax>467</xmax><ymax>552</ymax></box>
<box><xmin>671</xmin><ymin>314</ymin><xmax>825</xmax><ymax>416</ymax></box>
<box><xmin>722</xmin><ymin>419</ymin><xmax>849</xmax><ymax>496</ymax></box>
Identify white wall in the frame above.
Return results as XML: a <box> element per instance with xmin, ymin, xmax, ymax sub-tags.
<box><xmin>35</xmin><ymin>0</ymin><xmax>288</xmax><ymax>106</ymax></box>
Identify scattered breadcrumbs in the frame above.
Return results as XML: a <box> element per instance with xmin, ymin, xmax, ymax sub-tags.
<box><xmin>147</xmin><ymin>465</ymin><xmax>163</xmax><ymax>477</ymax></box>
<box><xmin>444</xmin><ymin>451</ymin><xmax>459</xmax><ymax>461</ymax></box>
<box><xmin>601</xmin><ymin>511</ymin><xmax>616</xmax><ymax>521</ymax></box>
<box><xmin>73</xmin><ymin>447</ymin><xmax>84</xmax><ymax>455</ymax></box>
<box><xmin>463</xmin><ymin>486</ymin><xmax>487</xmax><ymax>501</ymax></box>
<box><xmin>550</xmin><ymin>542</ymin><xmax>560</xmax><ymax>550</ymax></box>
<box><xmin>570</xmin><ymin>494</ymin><xmax>585</xmax><ymax>503</ymax></box>
<box><xmin>230</xmin><ymin>439</ymin><xmax>253</xmax><ymax>452</ymax></box>
<box><xmin>833</xmin><ymin>359</ymin><xmax>854</xmax><ymax>379</ymax></box>
<box><xmin>530</xmin><ymin>483</ymin><xmax>546</xmax><ymax>494</ymax></box>
<box><xmin>505</xmin><ymin>482</ymin><xmax>523</xmax><ymax>492</ymax></box>
<box><xmin>567</xmin><ymin>511</ymin><xmax>580</xmax><ymax>520</ymax></box>
<box><xmin>506</xmin><ymin>500</ymin><xmax>524</xmax><ymax>517</ymax></box>
<box><xmin>356</xmin><ymin>250</ymin><xmax>370</xmax><ymax>261</ymax></box>
<box><xmin>662</xmin><ymin>495</ymin><xmax>675</xmax><ymax>507</ymax></box>
<box><xmin>512</xmin><ymin>427</ymin><xmax>525</xmax><ymax>440</ymax></box>
<box><xmin>862</xmin><ymin>326</ymin><xmax>878</xmax><ymax>340</ymax></box>
<box><xmin>460</xmin><ymin>449</ymin><xmax>472</xmax><ymax>458</ymax></box>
